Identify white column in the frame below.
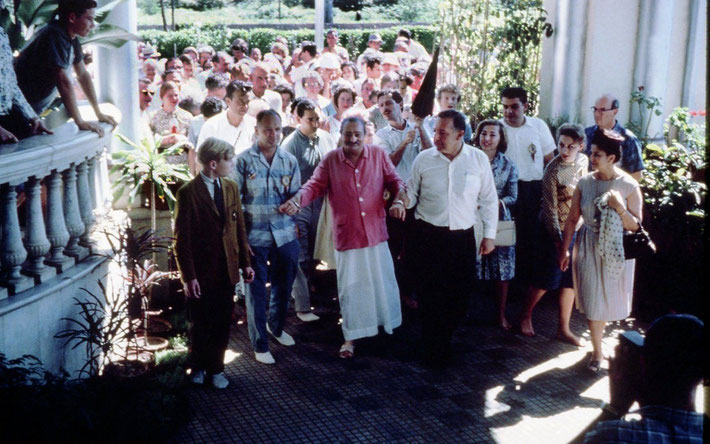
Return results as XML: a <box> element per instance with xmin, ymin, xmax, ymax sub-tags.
<box><xmin>631</xmin><ymin>0</ymin><xmax>675</xmax><ymax>139</ymax></box>
<box><xmin>22</xmin><ymin>177</ymin><xmax>56</xmax><ymax>283</ymax></box>
<box><xmin>0</xmin><ymin>184</ymin><xmax>32</xmax><ymax>295</ymax></box>
<box><xmin>681</xmin><ymin>0</ymin><xmax>706</xmax><ymax>110</ymax></box>
<box><xmin>45</xmin><ymin>170</ymin><xmax>75</xmax><ymax>273</ymax></box>
<box><xmin>62</xmin><ymin>165</ymin><xmax>88</xmax><ymax>261</ymax></box>
<box><xmin>96</xmin><ymin>0</ymin><xmax>139</xmax><ymax>146</ymax></box>
<box><xmin>77</xmin><ymin>160</ymin><xmax>95</xmax><ymax>250</ymax></box>
<box><xmin>315</xmin><ymin>0</ymin><xmax>325</xmax><ymax>51</ymax></box>
<box><xmin>547</xmin><ymin>0</ymin><xmax>587</xmax><ymax>122</ymax></box>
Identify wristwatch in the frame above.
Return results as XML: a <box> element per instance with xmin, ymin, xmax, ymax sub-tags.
<box><xmin>393</xmin><ymin>199</ymin><xmax>404</xmax><ymax>207</ymax></box>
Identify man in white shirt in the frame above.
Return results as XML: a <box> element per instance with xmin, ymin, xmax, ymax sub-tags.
<box><xmin>398</xmin><ymin>29</ymin><xmax>429</xmax><ymax>62</ymax></box>
<box><xmin>249</xmin><ymin>62</ymin><xmax>284</xmax><ymax>119</ymax></box>
<box><xmin>402</xmin><ymin>109</ymin><xmax>498</xmax><ymax>368</ymax></box>
<box><xmin>374</xmin><ymin>88</ymin><xmax>433</xmax><ymax>309</ymax></box>
<box><xmin>499</xmin><ymin>87</ymin><xmax>555</xmax><ymax>287</ymax></box>
<box><xmin>197</xmin><ymin>80</ymin><xmax>256</xmax><ymax>168</ymax></box>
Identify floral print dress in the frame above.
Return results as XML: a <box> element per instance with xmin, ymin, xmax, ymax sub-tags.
<box><xmin>477</xmin><ymin>151</ymin><xmax>518</xmax><ymax>281</ymax></box>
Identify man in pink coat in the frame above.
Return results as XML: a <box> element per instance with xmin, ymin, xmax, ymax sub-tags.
<box><xmin>280</xmin><ymin>116</ymin><xmax>408</xmax><ymax>358</ymax></box>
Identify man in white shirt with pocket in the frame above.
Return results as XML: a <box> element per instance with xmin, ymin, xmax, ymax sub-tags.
<box><xmin>499</xmin><ymin>87</ymin><xmax>556</xmax><ymax>288</ymax></box>
<box><xmin>402</xmin><ymin>109</ymin><xmax>498</xmax><ymax>368</ymax></box>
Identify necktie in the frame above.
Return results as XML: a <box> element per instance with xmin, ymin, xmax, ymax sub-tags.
<box><xmin>214</xmin><ymin>179</ymin><xmax>225</xmax><ymax>220</ymax></box>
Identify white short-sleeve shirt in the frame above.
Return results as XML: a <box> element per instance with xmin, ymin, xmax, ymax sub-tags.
<box><xmin>374</xmin><ymin>120</ymin><xmax>430</xmax><ymax>181</ymax></box>
<box><xmin>196</xmin><ymin>111</ymin><xmax>256</xmax><ymax>155</ymax></box>
<box><xmin>500</xmin><ymin>116</ymin><xmax>555</xmax><ymax>181</ymax></box>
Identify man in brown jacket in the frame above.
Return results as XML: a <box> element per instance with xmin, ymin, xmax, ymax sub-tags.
<box><xmin>174</xmin><ymin>137</ymin><xmax>254</xmax><ymax>389</ymax></box>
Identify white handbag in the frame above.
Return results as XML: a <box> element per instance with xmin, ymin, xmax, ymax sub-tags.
<box><xmin>495</xmin><ymin>201</ymin><xmax>516</xmax><ymax>247</ymax></box>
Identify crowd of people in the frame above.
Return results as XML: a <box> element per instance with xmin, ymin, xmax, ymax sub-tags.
<box><xmin>145</xmin><ymin>22</ymin><xmax>650</xmax><ymax>374</ymax></box>
<box><xmin>3</xmin><ymin>2</ymin><xmax>704</xmax><ymax>441</ymax></box>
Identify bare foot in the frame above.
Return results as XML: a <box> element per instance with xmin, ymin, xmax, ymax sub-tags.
<box><xmin>520</xmin><ymin>317</ymin><xmax>535</xmax><ymax>337</ymax></box>
<box><xmin>556</xmin><ymin>330</ymin><xmax>581</xmax><ymax>346</ymax></box>
<box><xmin>500</xmin><ymin>317</ymin><xmax>512</xmax><ymax>331</ymax></box>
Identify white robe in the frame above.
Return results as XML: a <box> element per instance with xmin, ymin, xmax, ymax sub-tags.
<box><xmin>334</xmin><ymin>241</ymin><xmax>402</xmax><ymax>341</ymax></box>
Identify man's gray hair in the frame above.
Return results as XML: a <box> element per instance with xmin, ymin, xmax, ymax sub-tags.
<box><xmin>197</xmin><ymin>137</ymin><xmax>235</xmax><ymax>166</ymax></box>
<box><xmin>340</xmin><ymin>116</ymin><xmax>366</xmax><ymax>133</ymax></box>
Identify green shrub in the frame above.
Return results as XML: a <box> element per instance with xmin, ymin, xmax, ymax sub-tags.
<box><xmin>139</xmin><ymin>24</ymin><xmax>437</xmax><ymax>60</ymax></box>
<box><xmin>179</xmin><ymin>0</ymin><xmax>226</xmax><ymax>10</ymax></box>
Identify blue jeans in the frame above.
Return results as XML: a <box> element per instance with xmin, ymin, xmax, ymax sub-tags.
<box><xmin>247</xmin><ymin>239</ymin><xmax>300</xmax><ymax>353</ymax></box>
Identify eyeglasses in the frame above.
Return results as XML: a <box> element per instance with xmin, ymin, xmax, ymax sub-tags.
<box><xmin>304</xmin><ymin>82</ymin><xmax>320</xmax><ymax>88</ymax></box>
<box><xmin>591</xmin><ymin>106</ymin><xmax>616</xmax><ymax>113</ymax></box>
<box><xmin>141</xmin><ymin>90</ymin><xmax>155</xmax><ymax>96</ymax></box>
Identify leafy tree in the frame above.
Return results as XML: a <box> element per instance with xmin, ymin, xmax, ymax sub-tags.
<box><xmin>438</xmin><ymin>0</ymin><xmax>552</xmax><ymax>126</ymax></box>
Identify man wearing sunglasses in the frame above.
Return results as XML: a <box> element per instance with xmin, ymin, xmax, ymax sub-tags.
<box><xmin>137</xmin><ymin>77</ymin><xmax>155</xmax><ymax>141</ymax></box>
<box><xmin>585</xmin><ymin>94</ymin><xmax>644</xmax><ymax>181</ymax></box>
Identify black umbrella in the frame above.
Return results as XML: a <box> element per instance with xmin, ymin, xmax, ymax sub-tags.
<box><xmin>410</xmin><ymin>45</ymin><xmax>440</xmax><ymax>119</ymax></box>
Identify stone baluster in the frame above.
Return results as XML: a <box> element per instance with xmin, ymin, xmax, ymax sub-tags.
<box><xmin>87</xmin><ymin>155</ymin><xmax>98</xmax><ymax>210</ymax></box>
<box><xmin>22</xmin><ymin>177</ymin><xmax>56</xmax><ymax>283</ymax></box>
<box><xmin>62</xmin><ymin>165</ymin><xmax>88</xmax><ymax>261</ymax></box>
<box><xmin>77</xmin><ymin>160</ymin><xmax>94</xmax><ymax>250</ymax></box>
<box><xmin>45</xmin><ymin>170</ymin><xmax>75</xmax><ymax>273</ymax></box>
<box><xmin>0</xmin><ymin>184</ymin><xmax>32</xmax><ymax>296</ymax></box>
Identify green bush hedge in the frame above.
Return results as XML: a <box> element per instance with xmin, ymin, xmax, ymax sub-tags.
<box><xmin>139</xmin><ymin>24</ymin><xmax>437</xmax><ymax>60</ymax></box>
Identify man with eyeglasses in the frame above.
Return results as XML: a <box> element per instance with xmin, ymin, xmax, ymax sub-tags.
<box><xmin>281</xmin><ymin>99</ymin><xmax>336</xmax><ymax>323</ymax></box>
<box><xmin>137</xmin><ymin>77</ymin><xmax>155</xmax><ymax>140</ymax></box>
<box><xmin>585</xmin><ymin>94</ymin><xmax>644</xmax><ymax>181</ymax></box>
<box><xmin>197</xmin><ymin>80</ymin><xmax>256</xmax><ymax>162</ymax></box>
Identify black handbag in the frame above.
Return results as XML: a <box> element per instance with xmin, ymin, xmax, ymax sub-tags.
<box><xmin>623</xmin><ymin>223</ymin><xmax>656</xmax><ymax>259</ymax></box>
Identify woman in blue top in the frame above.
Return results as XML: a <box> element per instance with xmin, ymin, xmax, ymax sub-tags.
<box><xmin>474</xmin><ymin>119</ymin><xmax>518</xmax><ymax>330</ymax></box>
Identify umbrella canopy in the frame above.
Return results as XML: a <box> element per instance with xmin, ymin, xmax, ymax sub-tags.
<box><xmin>410</xmin><ymin>45</ymin><xmax>440</xmax><ymax>119</ymax></box>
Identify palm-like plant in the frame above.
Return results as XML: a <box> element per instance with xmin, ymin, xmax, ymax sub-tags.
<box><xmin>0</xmin><ymin>0</ymin><xmax>139</xmax><ymax>52</ymax></box>
<box><xmin>111</xmin><ymin>133</ymin><xmax>191</xmax><ymax>232</ymax></box>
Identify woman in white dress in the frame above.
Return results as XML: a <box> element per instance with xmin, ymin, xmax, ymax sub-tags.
<box><xmin>558</xmin><ymin>129</ymin><xmax>643</xmax><ymax>372</ymax></box>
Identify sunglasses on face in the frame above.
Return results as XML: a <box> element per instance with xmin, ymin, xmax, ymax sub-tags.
<box><xmin>141</xmin><ymin>90</ymin><xmax>155</xmax><ymax>96</ymax></box>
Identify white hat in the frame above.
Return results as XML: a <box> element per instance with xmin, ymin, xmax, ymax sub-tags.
<box><xmin>319</xmin><ymin>52</ymin><xmax>341</xmax><ymax>70</ymax></box>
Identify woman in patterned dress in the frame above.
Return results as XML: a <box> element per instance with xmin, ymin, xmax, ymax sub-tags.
<box><xmin>474</xmin><ymin>119</ymin><xmax>518</xmax><ymax>330</ymax></box>
<box><xmin>558</xmin><ymin>129</ymin><xmax>643</xmax><ymax>372</ymax></box>
<box><xmin>519</xmin><ymin>124</ymin><xmax>588</xmax><ymax>345</ymax></box>
<box><xmin>150</xmin><ymin>81</ymin><xmax>196</xmax><ymax>173</ymax></box>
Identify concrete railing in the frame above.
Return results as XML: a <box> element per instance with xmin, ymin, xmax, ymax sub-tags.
<box><xmin>0</xmin><ymin>120</ymin><xmax>114</xmax><ymax>300</ymax></box>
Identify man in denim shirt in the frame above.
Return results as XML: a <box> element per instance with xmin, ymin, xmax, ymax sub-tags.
<box><xmin>235</xmin><ymin>109</ymin><xmax>301</xmax><ymax>365</ymax></box>
<box><xmin>585</xmin><ymin>94</ymin><xmax>645</xmax><ymax>181</ymax></box>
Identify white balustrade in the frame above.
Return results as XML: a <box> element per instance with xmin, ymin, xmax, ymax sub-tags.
<box><xmin>0</xmin><ymin>184</ymin><xmax>32</xmax><ymax>295</ymax></box>
<box><xmin>45</xmin><ymin>169</ymin><xmax>75</xmax><ymax>273</ymax></box>
<box><xmin>22</xmin><ymin>177</ymin><xmax>56</xmax><ymax>283</ymax></box>
<box><xmin>0</xmin><ymin>121</ymin><xmax>114</xmax><ymax>297</ymax></box>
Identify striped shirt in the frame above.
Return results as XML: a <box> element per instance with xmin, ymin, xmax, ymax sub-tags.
<box><xmin>235</xmin><ymin>144</ymin><xmax>301</xmax><ymax>247</ymax></box>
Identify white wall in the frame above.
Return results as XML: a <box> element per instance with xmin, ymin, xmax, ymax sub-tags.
<box><xmin>540</xmin><ymin>0</ymin><xmax>706</xmax><ymax>135</ymax></box>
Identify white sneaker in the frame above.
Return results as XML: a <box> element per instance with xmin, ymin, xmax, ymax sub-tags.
<box><xmin>266</xmin><ymin>324</ymin><xmax>296</xmax><ymax>346</ymax></box>
<box><xmin>210</xmin><ymin>373</ymin><xmax>229</xmax><ymax>389</ymax></box>
<box><xmin>297</xmin><ymin>312</ymin><xmax>320</xmax><ymax>322</ymax></box>
<box><xmin>255</xmin><ymin>351</ymin><xmax>275</xmax><ymax>364</ymax></box>
<box><xmin>190</xmin><ymin>369</ymin><xmax>205</xmax><ymax>385</ymax></box>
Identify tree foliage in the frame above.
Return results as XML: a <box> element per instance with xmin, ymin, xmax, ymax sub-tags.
<box><xmin>437</xmin><ymin>0</ymin><xmax>552</xmax><ymax>126</ymax></box>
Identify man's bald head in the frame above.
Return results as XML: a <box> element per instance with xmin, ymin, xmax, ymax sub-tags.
<box><xmin>593</xmin><ymin>93</ymin><xmax>620</xmax><ymax>129</ymax></box>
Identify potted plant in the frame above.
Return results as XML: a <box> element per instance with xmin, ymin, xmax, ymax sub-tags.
<box><xmin>102</xmin><ymin>225</ymin><xmax>174</xmax><ymax>348</ymax></box>
<box><xmin>111</xmin><ymin>133</ymin><xmax>191</xmax><ymax>231</ymax></box>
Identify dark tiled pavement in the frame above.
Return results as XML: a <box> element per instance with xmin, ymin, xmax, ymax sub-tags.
<box><xmin>172</xmin><ymin>276</ymin><xmax>649</xmax><ymax>444</ymax></box>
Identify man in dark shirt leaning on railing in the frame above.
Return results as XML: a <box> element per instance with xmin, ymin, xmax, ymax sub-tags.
<box><xmin>13</xmin><ymin>0</ymin><xmax>117</xmax><ymax>138</ymax></box>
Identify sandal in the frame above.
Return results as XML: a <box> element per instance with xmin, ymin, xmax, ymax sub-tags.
<box><xmin>338</xmin><ymin>343</ymin><xmax>355</xmax><ymax>359</ymax></box>
<box><xmin>587</xmin><ymin>359</ymin><xmax>601</xmax><ymax>372</ymax></box>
